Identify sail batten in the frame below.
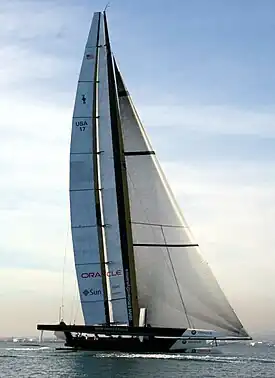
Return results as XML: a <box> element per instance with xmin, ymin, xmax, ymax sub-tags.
<box><xmin>124</xmin><ymin>151</ymin><xmax>155</xmax><ymax>156</ymax></box>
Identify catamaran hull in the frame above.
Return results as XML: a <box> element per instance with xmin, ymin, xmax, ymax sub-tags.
<box><xmin>38</xmin><ymin>323</ymin><xmax>250</xmax><ymax>353</ymax></box>
<box><xmin>63</xmin><ymin>334</ymin><xmax>213</xmax><ymax>353</ymax></box>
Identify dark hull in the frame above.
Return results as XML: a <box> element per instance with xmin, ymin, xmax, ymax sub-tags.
<box><xmin>64</xmin><ymin>335</ymin><xmax>190</xmax><ymax>353</ymax></box>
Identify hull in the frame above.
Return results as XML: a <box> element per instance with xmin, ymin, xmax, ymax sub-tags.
<box><xmin>64</xmin><ymin>333</ymin><xmax>214</xmax><ymax>353</ymax></box>
<box><xmin>38</xmin><ymin>323</ymin><xmax>250</xmax><ymax>353</ymax></box>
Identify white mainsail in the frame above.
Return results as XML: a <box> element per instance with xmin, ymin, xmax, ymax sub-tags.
<box><xmin>70</xmin><ymin>13</ymin><xmax>107</xmax><ymax>325</ymax></box>
<box><xmin>114</xmin><ymin>61</ymin><xmax>248</xmax><ymax>337</ymax></box>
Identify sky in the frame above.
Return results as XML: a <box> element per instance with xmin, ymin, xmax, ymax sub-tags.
<box><xmin>0</xmin><ymin>0</ymin><xmax>274</xmax><ymax>337</ymax></box>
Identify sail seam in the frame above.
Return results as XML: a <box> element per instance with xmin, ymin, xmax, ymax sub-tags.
<box><xmin>131</xmin><ymin>221</ymin><xmax>188</xmax><ymax>228</ymax></box>
<box><xmin>70</xmin><ymin>152</ymin><xmax>93</xmax><ymax>155</ymax></box>
<box><xmin>133</xmin><ymin>243</ymin><xmax>199</xmax><ymax>247</ymax></box>
<box><xmin>73</xmin><ymin>116</ymin><xmax>92</xmax><ymax>119</ymax></box>
<box><xmin>72</xmin><ymin>225</ymin><xmax>97</xmax><ymax>228</ymax></box>
<box><xmin>108</xmin><ymin>297</ymin><xmax>127</xmax><ymax>302</ymax></box>
<box><xmin>124</xmin><ymin>151</ymin><xmax>155</xmax><ymax>156</ymax></box>
<box><xmin>70</xmin><ymin>189</ymin><xmax>95</xmax><ymax>192</ymax></box>
<box><xmin>76</xmin><ymin>263</ymin><xmax>101</xmax><ymax>266</ymax></box>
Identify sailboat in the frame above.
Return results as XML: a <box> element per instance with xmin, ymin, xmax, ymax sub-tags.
<box><xmin>37</xmin><ymin>11</ymin><xmax>251</xmax><ymax>353</ymax></box>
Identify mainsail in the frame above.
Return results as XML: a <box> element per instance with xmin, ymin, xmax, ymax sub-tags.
<box><xmin>70</xmin><ymin>13</ymin><xmax>107</xmax><ymax>325</ymax></box>
<box><xmin>69</xmin><ymin>11</ymin><xmax>249</xmax><ymax>338</ymax></box>
<box><xmin>70</xmin><ymin>12</ymin><xmax>137</xmax><ymax>326</ymax></box>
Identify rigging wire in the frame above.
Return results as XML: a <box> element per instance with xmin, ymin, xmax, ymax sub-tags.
<box><xmin>59</xmin><ymin>220</ymin><xmax>70</xmax><ymax>322</ymax></box>
<box><xmin>73</xmin><ymin>288</ymin><xmax>81</xmax><ymax>324</ymax></box>
<box><xmin>69</xmin><ymin>276</ymin><xmax>79</xmax><ymax>324</ymax></box>
<box><xmin>160</xmin><ymin>226</ymin><xmax>192</xmax><ymax>328</ymax></box>
<box><xmin>103</xmin><ymin>2</ymin><xmax>111</xmax><ymax>12</ymax></box>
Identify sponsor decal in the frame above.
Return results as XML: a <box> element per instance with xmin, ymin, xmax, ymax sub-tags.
<box><xmin>81</xmin><ymin>270</ymin><xmax>122</xmax><ymax>279</ymax></box>
<box><xmin>182</xmin><ymin>340</ymin><xmax>201</xmax><ymax>345</ymax></box>
<box><xmin>94</xmin><ymin>326</ymin><xmax>129</xmax><ymax>334</ymax></box>
<box><xmin>196</xmin><ymin>330</ymin><xmax>213</xmax><ymax>335</ymax></box>
<box><xmin>191</xmin><ymin>330</ymin><xmax>196</xmax><ymax>335</ymax></box>
<box><xmin>83</xmin><ymin>288</ymin><xmax>102</xmax><ymax>297</ymax></box>
<box><xmin>86</xmin><ymin>53</ymin><xmax>94</xmax><ymax>60</ymax></box>
<box><xmin>124</xmin><ymin>269</ymin><xmax>133</xmax><ymax>321</ymax></box>
<box><xmin>81</xmin><ymin>94</ymin><xmax>86</xmax><ymax>104</ymax></box>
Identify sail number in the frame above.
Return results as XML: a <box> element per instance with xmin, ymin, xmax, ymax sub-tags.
<box><xmin>75</xmin><ymin>120</ymin><xmax>88</xmax><ymax>132</ymax></box>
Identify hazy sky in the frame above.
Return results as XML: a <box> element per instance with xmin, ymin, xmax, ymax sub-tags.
<box><xmin>0</xmin><ymin>0</ymin><xmax>274</xmax><ymax>337</ymax></box>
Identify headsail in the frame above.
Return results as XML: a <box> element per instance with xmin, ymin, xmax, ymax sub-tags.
<box><xmin>114</xmin><ymin>61</ymin><xmax>249</xmax><ymax>337</ymax></box>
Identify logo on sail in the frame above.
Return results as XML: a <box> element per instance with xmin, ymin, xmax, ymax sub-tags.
<box><xmin>81</xmin><ymin>95</ymin><xmax>86</xmax><ymax>104</ymax></box>
<box><xmin>83</xmin><ymin>288</ymin><xmax>102</xmax><ymax>296</ymax></box>
<box><xmin>81</xmin><ymin>270</ymin><xmax>122</xmax><ymax>279</ymax></box>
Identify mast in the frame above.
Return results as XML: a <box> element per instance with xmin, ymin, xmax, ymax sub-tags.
<box><xmin>93</xmin><ymin>13</ymin><xmax>110</xmax><ymax>324</ymax></box>
<box><xmin>103</xmin><ymin>12</ymin><xmax>139</xmax><ymax>326</ymax></box>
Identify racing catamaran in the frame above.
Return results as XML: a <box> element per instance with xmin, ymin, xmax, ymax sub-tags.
<box><xmin>37</xmin><ymin>11</ymin><xmax>251</xmax><ymax>352</ymax></box>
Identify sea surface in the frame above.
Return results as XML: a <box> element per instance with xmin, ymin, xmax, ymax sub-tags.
<box><xmin>0</xmin><ymin>340</ymin><xmax>275</xmax><ymax>377</ymax></box>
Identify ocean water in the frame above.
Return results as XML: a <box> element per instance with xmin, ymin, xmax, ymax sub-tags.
<box><xmin>0</xmin><ymin>341</ymin><xmax>275</xmax><ymax>377</ymax></box>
